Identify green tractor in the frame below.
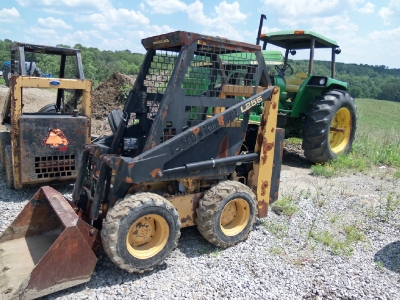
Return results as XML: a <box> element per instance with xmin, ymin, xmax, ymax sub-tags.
<box><xmin>258</xmin><ymin>29</ymin><xmax>357</xmax><ymax>163</ymax></box>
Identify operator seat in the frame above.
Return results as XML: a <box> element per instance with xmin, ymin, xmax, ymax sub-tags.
<box><xmin>285</xmin><ymin>72</ymin><xmax>308</xmax><ymax>93</ymax></box>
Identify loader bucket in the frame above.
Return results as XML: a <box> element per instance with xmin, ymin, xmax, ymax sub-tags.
<box><xmin>0</xmin><ymin>186</ymin><xmax>98</xmax><ymax>300</ymax></box>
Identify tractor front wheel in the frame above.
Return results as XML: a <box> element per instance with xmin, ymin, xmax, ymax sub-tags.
<box><xmin>102</xmin><ymin>193</ymin><xmax>181</xmax><ymax>273</ymax></box>
<box><xmin>301</xmin><ymin>90</ymin><xmax>357</xmax><ymax>163</ymax></box>
<box><xmin>196</xmin><ymin>181</ymin><xmax>257</xmax><ymax>248</ymax></box>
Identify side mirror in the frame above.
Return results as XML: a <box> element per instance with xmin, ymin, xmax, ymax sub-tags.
<box><xmin>335</xmin><ymin>48</ymin><xmax>341</xmax><ymax>54</ymax></box>
<box><xmin>290</xmin><ymin>50</ymin><xmax>296</xmax><ymax>56</ymax></box>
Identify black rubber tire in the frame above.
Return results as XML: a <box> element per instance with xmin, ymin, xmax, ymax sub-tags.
<box><xmin>102</xmin><ymin>193</ymin><xmax>181</xmax><ymax>273</ymax></box>
<box><xmin>196</xmin><ymin>181</ymin><xmax>257</xmax><ymax>248</ymax></box>
<box><xmin>301</xmin><ymin>89</ymin><xmax>357</xmax><ymax>163</ymax></box>
<box><xmin>108</xmin><ymin>109</ymin><xmax>124</xmax><ymax>133</ymax></box>
<box><xmin>5</xmin><ymin>145</ymin><xmax>14</xmax><ymax>189</ymax></box>
<box><xmin>38</xmin><ymin>103</ymin><xmax>58</xmax><ymax>113</ymax></box>
<box><xmin>3</xmin><ymin>68</ymin><xmax>11</xmax><ymax>87</ymax></box>
<box><xmin>0</xmin><ymin>131</ymin><xmax>11</xmax><ymax>172</ymax></box>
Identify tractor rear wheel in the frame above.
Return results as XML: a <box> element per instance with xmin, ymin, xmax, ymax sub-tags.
<box><xmin>5</xmin><ymin>145</ymin><xmax>14</xmax><ymax>189</ymax></box>
<box><xmin>0</xmin><ymin>131</ymin><xmax>11</xmax><ymax>172</ymax></box>
<box><xmin>102</xmin><ymin>193</ymin><xmax>180</xmax><ymax>273</ymax></box>
<box><xmin>3</xmin><ymin>68</ymin><xmax>11</xmax><ymax>87</ymax></box>
<box><xmin>196</xmin><ymin>181</ymin><xmax>257</xmax><ymax>248</ymax></box>
<box><xmin>302</xmin><ymin>90</ymin><xmax>356</xmax><ymax>163</ymax></box>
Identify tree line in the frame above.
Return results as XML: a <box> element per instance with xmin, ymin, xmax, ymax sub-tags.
<box><xmin>1</xmin><ymin>38</ymin><xmax>399</xmax><ymax>101</ymax></box>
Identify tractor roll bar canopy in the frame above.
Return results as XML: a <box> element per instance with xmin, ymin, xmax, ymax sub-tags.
<box><xmin>259</xmin><ymin>30</ymin><xmax>340</xmax><ymax>78</ymax></box>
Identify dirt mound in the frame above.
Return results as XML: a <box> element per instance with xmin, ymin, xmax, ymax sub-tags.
<box><xmin>91</xmin><ymin>72</ymin><xmax>136</xmax><ymax>135</ymax></box>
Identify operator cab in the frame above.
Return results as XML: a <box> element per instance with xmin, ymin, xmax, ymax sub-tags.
<box><xmin>259</xmin><ymin>30</ymin><xmax>343</xmax><ymax>113</ymax></box>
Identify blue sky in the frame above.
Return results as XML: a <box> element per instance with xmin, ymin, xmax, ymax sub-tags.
<box><xmin>0</xmin><ymin>0</ymin><xmax>399</xmax><ymax>68</ymax></box>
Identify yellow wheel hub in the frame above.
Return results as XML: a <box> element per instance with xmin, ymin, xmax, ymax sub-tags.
<box><xmin>220</xmin><ymin>198</ymin><xmax>250</xmax><ymax>236</ymax></box>
<box><xmin>329</xmin><ymin>107</ymin><xmax>352</xmax><ymax>154</ymax></box>
<box><xmin>126</xmin><ymin>214</ymin><xmax>169</xmax><ymax>259</ymax></box>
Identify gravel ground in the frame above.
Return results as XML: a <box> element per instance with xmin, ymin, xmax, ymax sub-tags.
<box><xmin>1</xmin><ymin>154</ymin><xmax>400</xmax><ymax>299</ymax></box>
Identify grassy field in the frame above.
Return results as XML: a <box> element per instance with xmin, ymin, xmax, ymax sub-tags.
<box><xmin>356</xmin><ymin>98</ymin><xmax>400</xmax><ymax>139</ymax></box>
<box><xmin>309</xmin><ymin>98</ymin><xmax>400</xmax><ymax>176</ymax></box>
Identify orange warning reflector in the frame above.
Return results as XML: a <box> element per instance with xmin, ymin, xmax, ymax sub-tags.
<box><xmin>42</xmin><ymin>128</ymin><xmax>69</xmax><ymax>150</ymax></box>
<box><xmin>294</xmin><ymin>30</ymin><xmax>305</xmax><ymax>35</ymax></box>
<box><xmin>260</xmin><ymin>33</ymin><xmax>266</xmax><ymax>37</ymax></box>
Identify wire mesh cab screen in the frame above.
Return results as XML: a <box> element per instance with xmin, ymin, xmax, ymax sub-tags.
<box><xmin>143</xmin><ymin>44</ymin><xmax>262</xmax><ymax>144</ymax></box>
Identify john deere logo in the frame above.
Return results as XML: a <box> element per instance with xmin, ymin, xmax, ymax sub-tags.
<box><xmin>42</xmin><ymin>128</ymin><xmax>69</xmax><ymax>151</ymax></box>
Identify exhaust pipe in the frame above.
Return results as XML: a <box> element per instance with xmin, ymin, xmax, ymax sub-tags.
<box><xmin>0</xmin><ymin>186</ymin><xmax>98</xmax><ymax>300</ymax></box>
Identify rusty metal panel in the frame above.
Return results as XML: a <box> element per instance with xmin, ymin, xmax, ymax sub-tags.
<box><xmin>19</xmin><ymin>115</ymin><xmax>87</xmax><ymax>185</ymax></box>
<box><xmin>169</xmin><ymin>193</ymin><xmax>204</xmax><ymax>227</ymax></box>
<box><xmin>0</xmin><ymin>186</ymin><xmax>97</xmax><ymax>300</ymax></box>
<box><xmin>269</xmin><ymin>128</ymin><xmax>284</xmax><ymax>205</ymax></box>
<box><xmin>251</xmin><ymin>87</ymin><xmax>280</xmax><ymax>218</ymax></box>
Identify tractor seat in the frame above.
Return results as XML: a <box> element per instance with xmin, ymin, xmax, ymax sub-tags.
<box><xmin>285</xmin><ymin>72</ymin><xmax>308</xmax><ymax>93</ymax></box>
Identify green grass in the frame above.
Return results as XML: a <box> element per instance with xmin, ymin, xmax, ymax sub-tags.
<box><xmin>311</xmin><ymin>224</ymin><xmax>366</xmax><ymax>256</ymax></box>
<box><xmin>271</xmin><ymin>195</ymin><xmax>298</xmax><ymax>217</ymax></box>
<box><xmin>0</xmin><ymin>77</ymin><xmax>5</xmax><ymax>85</ymax></box>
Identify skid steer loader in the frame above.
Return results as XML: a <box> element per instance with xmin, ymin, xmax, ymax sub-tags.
<box><xmin>0</xmin><ymin>31</ymin><xmax>283</xmax><ymax>299</ymax></box>
<box><xmin>0</xmin><ymin>43</ymin><xmax>92</xmax><ymax>189</ymax></box>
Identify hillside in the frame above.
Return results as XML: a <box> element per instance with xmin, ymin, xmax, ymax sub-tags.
<box><xmin>1</xmin><ymin>38</ymin><xmax>399</xmax><ymax>100</ymax></box>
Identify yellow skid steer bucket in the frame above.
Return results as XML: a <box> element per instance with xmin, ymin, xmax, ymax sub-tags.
<box><xmin>0</xmin><ymin>186</ymin><xmax>98</xmax><ymax>300</ymax></box>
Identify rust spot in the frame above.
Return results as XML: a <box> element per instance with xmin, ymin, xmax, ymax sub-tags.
<box><xmin>94</xmin><ymin>150</ymin><xmax>99</xmax><ymax>157</ymax></box>
<box><xmin>181</xmin><ymin>215</ymin><xmax>192</xmax><ymax>223</ymax></box>
<box><xmin>192</xmin><ymin>127</ymin><xmax>200</xmax><ymax>135</ymax></box>
<box><xmin>150</xmin><ymin>168</ymin><xmax>161</xmax><ymax>179</ymax></box>
<box><xmin>217</xmin><ymin>115</ymin><xmax>224</xmax><ymax>126</ymax></box>
<box><xmin>151</xmin><ymin>142</ymin><xmax>156</xmax><ymax>149</ymax></box>
<box><xmin>257</xmin><ymin>201</ymin><xmax>268</xmax><ymax>218</ymax></box>
<box><xmin>129</xmin><ymin>162</ymin><xmax>135</xmax><ymax>168</ymax></box>
<box><xmin>260</xmin><ymin>116</ymin><xmax>267</xmax><ymax>129</ymax></box>
<box><xmin>115</xmin><ymin>157</ymin><xmax>121</xmax><ymax>167</ymax></box>
<box><xmin>272</xmin><ymin>102</ymin><xmax>277</xmax><ymax>109</ymax></box>
<box><xmin>125</xmin><ymin>177</ymin><xmax>133</xmax><ymax>183</ymax></box>
<box><xmin>162</xmin><ymin>105</ymin><xmax>169</xmax><ymax>119</ymax></box>
<box><xmin>217</xmin><ymin>135</ymin><xmax>229</xmax><ymax>158</ymax></box>
<box><xmin>271</xmin><ymin>127</ymin><xmax>275</xmax><ymax>132</ymax></box>
<box><xmin>260</xmin><ymin>180</ymin><xmax>269</xmax><ymax>196</ymax></box>
<box><xmin>257</xmin><ymin>133</ymin><xmax>263</xmax><ymax>148</ymax></box>
<box><xmin>95</xmin><ymin>170</ymin><xmax>100</xmax><ymax>176</ymax></box>
<box><xmin>273</xmin><ymin>87</ymin><xmax>279</xmax><ymax>94</ymax></box>
<box><xmin>261</xmin><ymin>140</ymin><xmax>274</xmax><ymax>165</ymax></box>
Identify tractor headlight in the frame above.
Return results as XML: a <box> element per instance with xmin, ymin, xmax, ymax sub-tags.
<box><xmin>319</xmin><ymin>78</ymin><xmax>326</xmax><ymax>85</ymax></box>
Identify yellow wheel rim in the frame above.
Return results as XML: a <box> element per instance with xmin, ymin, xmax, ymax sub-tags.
<box><xmin>220</xmin><ymin>198</ymin><xmax>250</xmax><ymax>236</ymax></box>
<box><xmin>126</xmin><ymin>214</ymin><xmax>169</xmax><ymax>260</ymax></box>
<box><xmin>329</xmin><ymin>107</ymin><xmax>352</xmax><ymax>154</ymax></box>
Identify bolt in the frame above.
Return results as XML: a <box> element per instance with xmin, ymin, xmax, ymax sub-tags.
<box><xmin>89</xmin><ymin>229</ymin><xmax>96</xmax><ymax>237</ymax></box>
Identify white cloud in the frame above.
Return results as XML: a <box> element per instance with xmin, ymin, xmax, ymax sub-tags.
<box><xmin>186</xmin><ymin>1</ymin><xmax>247</xmax><ymax>40</ymax></box>
<box><xmin>378</xmin><ymin>0</ymin><xmax>400</xmax><ymax>25</ymax></box>
<box><xmin>260</xmin><ymin>0</ymin><xmax>339</xmax><ymax>18</ymax></box>
<box><xmin>37</xmin><ymin>17</ymin><xmax>73</xmax><ymax>29</ymax></box>
<box><xmin>75</xmin><ymin>8</ymin><xmax>150</xmax><ymax>30</ymax></box>
<box><xmin>145</xmin><ymin>0</ymin><xmax>187</xmax><ymax>14</ymax></box>
<box><xmin>17</xmin><ymin>0</ymin><xmax>112</xmax><ymax>14</ymax></box>
<box><xmin>358</xmin><ymin>2</ymin><xmax>375</xmax><ymax>13</ymax></box>
<box><xmin>139</xmin><ymin>2</ymin><xmax>147</xmax><ymax>11</ymax></box>
<box><xmin>0</xmin><ymin>7</ymin><xmax>21</xmax><ymax>23</ymax></box>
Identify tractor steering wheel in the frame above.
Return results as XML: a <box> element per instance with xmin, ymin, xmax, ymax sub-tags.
<box><xmin>275</xmin><ymin>64</ymin><xmax>294</xmax><ymax>77</ymax></box>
